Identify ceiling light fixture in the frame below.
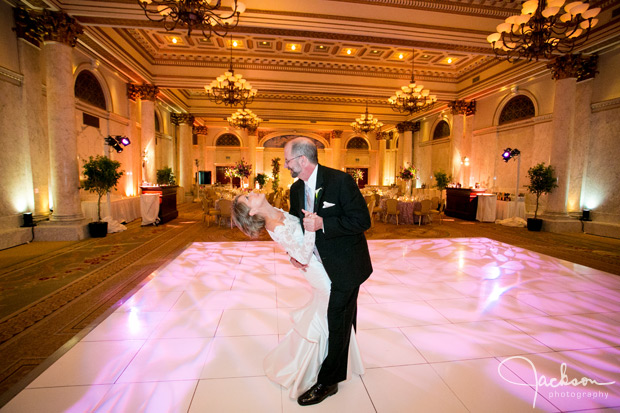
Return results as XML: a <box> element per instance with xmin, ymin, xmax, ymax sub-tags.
<box><xmin>487</xmin><ymin>0</ymin><xmax>600</xmax><ymax>62</ymax></box>
<box><xmin>228</xmin><ymin>106</ymin><xmax>262</xmax><ymax>132</ymax></box>
<box><xmin>388</xmin><ymin>49</ymin><xmax>437</xmax><ymax>115</ymax></box>
<box><xmin>138</xmin><ymin>0</ymin><xmax>245</xmax><ymax>39</ymax></box>
<box><xmin>205</xmin><ymin>34</ymin><xmax>257</xmax><ymax>106</ymax></box>
<box><xmin>351</xmin><ymin>100</ymin><xmax>383</xmax><ymax>134</ymax></box>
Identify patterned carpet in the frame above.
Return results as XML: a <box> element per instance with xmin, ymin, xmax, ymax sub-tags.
<box><xmin>1</xmin><ymin>202</ymin><xmax>619</xmax><ymax>405</ymax></box>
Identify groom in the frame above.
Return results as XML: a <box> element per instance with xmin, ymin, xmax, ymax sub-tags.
<box><xmin>284</xmin><ymin>137</ymin><xmax>373</xmax><ymax>406</ymax></box>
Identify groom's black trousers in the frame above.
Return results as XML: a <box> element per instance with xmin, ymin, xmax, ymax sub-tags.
<box><xmin>317</xmin><ymin>284</ymin><xmax>360</xmax><ymax>385</ymax></box>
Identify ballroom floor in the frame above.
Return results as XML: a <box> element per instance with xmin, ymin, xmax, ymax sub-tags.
<box><xmin>2</xmin><ymin>237</ymin><xmax>619</xmax><ymax>412</ymax></box>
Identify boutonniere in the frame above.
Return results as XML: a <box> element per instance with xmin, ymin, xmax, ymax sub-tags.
<box><xmin>315</xmin><ymin>187</ymin><xmax>322</xmax><ymax>201</ymax></box>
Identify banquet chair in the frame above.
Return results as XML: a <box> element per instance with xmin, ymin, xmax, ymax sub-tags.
<box><xmin>414</xmin><ymin>199</ymin><xmax>432</xmax><ymax>226</ymax></box>
<box><xmin>217</xmin><ymin>199</ymin><xmax>233</xmax><ymax>228</ymax></box>
<box><xmin>203</xmin><ymin>198</ymin><xmax>221</xmax><ymax>226</ymax></box>
<box><xmin>384</xmin><ymin>198</ymin><xmax>400</xmax><ymax>225</ymax></box>
<box><xmin>429</xmin><ymin>198</ymin><xmax>445</xmax><ymax>224</ymax></box>
<box><xmin>430</xmin><ymin>196</ymin><xmax>439</xmax><ymax>211</ymax></box>
<box><xmin>366</xmin><ymin>199</ymin><xmax>376</xmax><ymax>227</ymax></box>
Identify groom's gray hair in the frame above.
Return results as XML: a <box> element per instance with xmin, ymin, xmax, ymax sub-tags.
<box><xmin>288</xmin><ymin>137</ymin><xmax>318</xmax><ymax>164</ymax></box>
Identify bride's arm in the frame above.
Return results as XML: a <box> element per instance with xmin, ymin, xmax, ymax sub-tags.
<box><xmin>280</xmin><ymin>219</ymin><xmax>315</xmax><ymax>266</ymax></box>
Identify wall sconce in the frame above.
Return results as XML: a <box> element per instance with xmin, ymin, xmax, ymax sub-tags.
<box><xmin>106</xmin><ymin>135</ymin><xmax>131</xmax><ymax>153</ymax></box>
<box><xmin>461</xmin><ymin>156</ymin><xmax>470</xmax><ymax>166</ymax></box>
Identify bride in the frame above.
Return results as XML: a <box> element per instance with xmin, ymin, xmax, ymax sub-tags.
<box><xmin>231</xmin><ymin>192</ymin><xmax>364</xmax><ymax>399</ymax></box>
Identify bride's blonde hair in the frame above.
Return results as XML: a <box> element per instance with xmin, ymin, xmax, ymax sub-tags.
<box><xmin>232</xmin><ymin>195</ymin><xmax>266</xmax><ymax>239</ymax></box>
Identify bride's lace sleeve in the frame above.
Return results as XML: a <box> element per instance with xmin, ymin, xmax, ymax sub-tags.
<box><xmin>271</xmin><ymin>217</ymin><xmax>316</xmax><ymax>265</ymax></box>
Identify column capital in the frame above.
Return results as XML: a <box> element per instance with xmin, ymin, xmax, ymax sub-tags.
<box><xmin>376</xmin><ymin>130</ymin><xmax>396</xmax><ymax>141</ymax></box>
<box><xmin>396</xmin><ymin>121</ymin><xmax>420</xmax><ymax>133</ymax></box>
<box><xmin>448</xmin><ymin>99</ymin><xmax>476</xmax><ymax>116</ymax></box>
<box><xmin>13</xmin><ymin>7</ymin><xmax>45</xmax><ymax>46</ymax></box>
<box><xmin>193</xmin><ymin>125</ymin><xmax>208</xmax><ymax>135</ymax></box>
<box><xmin>548</xmin><ymin>53</ymin><xmax>598</xmax><ymax>82</ymax></box>
<box><xmin>127</xmin><ymin>83</ymin><xmax>160</xmax><ymax>101</ymax></box>
<box><xmin>171</xmin><ymin>113</ymin><xmax>195</xmax><ymax>125</ymax></box>
<box><xmin>13</xmin><ymin>7</ymin><xmax>83</xmax><ymax>47</ymax></box>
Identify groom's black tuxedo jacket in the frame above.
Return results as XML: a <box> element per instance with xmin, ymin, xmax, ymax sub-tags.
<box><xmin>290</xmin><ymin>164</ymin><xmax>373</xmax><ymax>290</ymax></box>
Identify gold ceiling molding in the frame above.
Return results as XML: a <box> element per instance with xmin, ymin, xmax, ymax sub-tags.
<box><xmin>77</xmin><ymin>35</ymin><xmax>143</xmax><ymax>83</ymax></box>
<box><xmin>76</xmin><ymin>16</ymin><xmax>491</xmax><ymax>55</ymax></box>
<box><xmin>245</xmin><ymin>4</ymin><xmax>515</xmax><ymax>29</ymax></box>
<box><xmin>153</xmin><ymin>58</ymin><xmax>460</xmax><ymax>81</ymax></box>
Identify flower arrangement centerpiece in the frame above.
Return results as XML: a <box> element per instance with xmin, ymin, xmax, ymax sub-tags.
<box><xmin>224</xmin><ymin>167</ymin><xmax>237</xmax><ymax>179</ymax></box>
<box><xmin>350</xmin><ymin>168</ymin><xmax>364</xmax><ymax>185</ymax></box>
<box><xmin>234</xmin><ymin>158</ymin><xmax>252</xmax><ymax>179</ymax></box>
<box><xmin>254</xmin><ymin>173</ymin><xmax>269</xmax><ymax>189</ymax></box>
<box><xmin>271</xmin><ymin>157</ymin><xmax>281</xmax><ymax>193</ymax></box>
<box><xmin>398</xmin><ymin>163</ymin><xmax>416</xmax><ymax>181</ymax></box>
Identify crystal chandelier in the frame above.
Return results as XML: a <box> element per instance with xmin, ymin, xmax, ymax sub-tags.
<box><xmin>228</xmin><ymin>106</ymin><xmax>262</xmax><ymax>132</ymax></box>
<box><xmin>138</xmin><ymin>0</ymin><xmax>245</xmax><ymax>39</ymax></box>
<box><xmin>205</xmin><ymin>35</ymin><xmax>258</xmax><ymax>106</ymax></box>
<box><xmin>351</xmin><ymin>100</ymin><xmax>383</xmax><ymax>134</ymax></box>
<box><xmin>388</xmin><ymin>50</ymin><xmax>437</xmax><ymax>115</ymax></box>
<box><xmin>487</xmin><ymin>0</ymin><xmax>600</xmax><ymax>62</ymax></box>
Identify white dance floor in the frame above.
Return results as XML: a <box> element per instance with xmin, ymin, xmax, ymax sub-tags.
<box><xmin>3</xmin><ymin>238</ymin><xmax>620</xmax><ymax>412</ymax></box>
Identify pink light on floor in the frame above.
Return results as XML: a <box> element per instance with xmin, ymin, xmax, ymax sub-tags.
<box><xmin>3</xmin><ymin>238</ymin><xmax>619</xmax><ymax>412</ymax></box>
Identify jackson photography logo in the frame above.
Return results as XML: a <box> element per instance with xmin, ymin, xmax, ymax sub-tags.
<box><xmin>498</xmin><ymin>356</ymin><xmax>616</xmax><ymax>408</ymax></box>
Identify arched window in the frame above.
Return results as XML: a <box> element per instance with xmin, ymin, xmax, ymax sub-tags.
<box><xmin>499</xmin><ymin>95</ymin><xmax>535</xmax><ymax>125</ymax></box>
<box><xmin>216</xmin><ymin>133</ymin><xmax>241</xmax><ymax>146</ymax></box>
<box><xmin>346</xmin><ymin>137</ymin><xmax>369</xmax><ymax>150</ymax></box>
<box><xmin>433</xmin><ymin>120</ymin><xmax>451</xmax><ymax>140</ymax></box>
<box><xmin>74</xmin><ymin>70</ymin><xmax>106</xmax><ymax>110</ymax></box>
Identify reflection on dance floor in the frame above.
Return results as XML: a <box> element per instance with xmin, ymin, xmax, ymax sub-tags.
<box><xmin>4</xmin><ymin>238</ymin><xmax>620</xmax><ymax>412</ymax></box>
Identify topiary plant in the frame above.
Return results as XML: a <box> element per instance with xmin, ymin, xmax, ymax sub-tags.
<box><xmin>526</xmin><ymin>162</ymin><xmax>558</xmax><ymax>219</ymax></box>
<box><xmin>81</xmin><ymin>155</ymin><xmax>124</xmax><ymax>222</ymax></box>
<box><xmin>156</xmin><ymin>166</ymin><xmax>176</xmax><ymax>186</ymax></box>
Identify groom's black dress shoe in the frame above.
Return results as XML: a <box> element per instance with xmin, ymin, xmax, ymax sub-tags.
<box><xmin>297</xmin><ymin>383</ymin><xmax>338</xmax><ymax>406</ymax></box>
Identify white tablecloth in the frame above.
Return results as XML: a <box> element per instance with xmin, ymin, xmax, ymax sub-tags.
<box><xmin>140</xmin><ymin>194</ymin><xmax>160</xmax><ymax>226</ymax></box>
<box><xmin>496</xmin><ymin>199</ymin><xmax>525</xmax><ymax>220</ymax></box>
<box><xmin>81</xmin><ymin>197</ymin><xmax>141</xmax><ymax>223</ymax></box>
<box><xmin>476</xmin><ymin>195</ymin><xmax>497</xmax><ymax>222</ymax></box>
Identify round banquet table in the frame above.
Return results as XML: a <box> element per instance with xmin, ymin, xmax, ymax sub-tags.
<box><xmin>380</xmin><ymin>199</ymin><xmax>430</xmax><ymax>225</ymax></box>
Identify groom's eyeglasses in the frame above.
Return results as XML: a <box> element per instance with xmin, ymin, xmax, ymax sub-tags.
<box><xmin>284</xmin><ymin>155</ymin><xmax>302</xmax><ymax>165</ymax></box>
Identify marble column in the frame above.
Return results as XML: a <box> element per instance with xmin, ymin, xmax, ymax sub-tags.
<box><xmin>396</xmin><ymin>121</ymin><xmax>418</xmax><ymax>169</ymax></box>
<box><xmin>248</xmin><ymin>130</ymin><xmax>258</xmax><ymax>185</ymax></box>
<box><xmin>546</xmin><ymin>77</ymin><xmax>576</xmax><ymax>215</ymax></box>
<box><xmin>128</xmin><ymin>84</ymin><xmax>159</xmax><ymax>185</ymax></box>
<box><xmin>43</xmin><ymin>24</ymin><xmax>83</xmax><ymax>221</ymax></box>
<box><xmin>18</xmin><ymin>37</ymin><xmax>49</xmax><ymax>216</ymax></box>
<box><xmin>172</xmin><ymin>114</ymin><xmax>194</xmax><ymax>194</ymax></box>
<box><xmin>542</xmin><ymin>54</ymin><xmax>597</xmax><ymax>232</ymax></box>
<box><xmin>448</xmin><ymin>100</ymin><xmax>476</xmax><ymax>186</ymax></box>
<box><xmin>377</xmin><ymin>136</ymin><xmax>387</xmax><ymax>186</ymax></box>
<box><xmin>331</xmin><ymin>130</ymin><xmax>343</xmax><ymax>170</ymax></box>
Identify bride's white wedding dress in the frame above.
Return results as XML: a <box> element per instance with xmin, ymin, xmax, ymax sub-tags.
<box><xmin>265</xmin><ymin>211</ymin><xmax>365</xmax><ymax>399</ymax></box>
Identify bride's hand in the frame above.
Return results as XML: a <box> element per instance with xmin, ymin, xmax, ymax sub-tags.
<box><xmin>303</xmin><ymin>212</ymin><xmax>323</xmax><ymax>232</ymax></box>
<box><xmin>290</xmin><ymin>256</ymin><xmax>308</xmax><ymax>272</ymax></box>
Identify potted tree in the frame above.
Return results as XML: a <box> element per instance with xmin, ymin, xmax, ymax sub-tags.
<box><xmin>526</xmin><ymin>162</ymin><xmax>558</xmax><ymax>231</ymax></box>
<box><xmin>156</xmin><ymin>166</ymin><xmax>176</xmax><ymax>186</ymax></box>
<box><xmin>433</xmin><ymin>170</ymin><xmax>452</xmax><ymax>200</ymax></box>
<box><xmin>81</xmin><ymin>155</ymin><xmax>124</xmax><ymax>237</ymax></box>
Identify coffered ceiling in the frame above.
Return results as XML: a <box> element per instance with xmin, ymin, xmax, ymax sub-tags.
<box><xmin>21</xmin><ymin>0</ymin><xmax>620</xmax><ymax>129</ymax></box>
